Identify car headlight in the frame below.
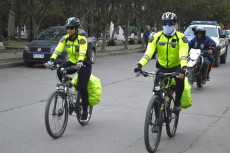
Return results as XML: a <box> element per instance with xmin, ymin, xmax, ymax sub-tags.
<box><xmin>24</xmin><ymin>46</ymin><xmax>30</xmax><ymax>52</ymax></box>
<box><xmin>50</xmin><ymin>48</ymin><xmax>55</xmax><ymax>52</ymax></box>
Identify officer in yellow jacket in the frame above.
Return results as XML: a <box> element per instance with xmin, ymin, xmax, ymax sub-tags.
<box><xmin>134</xmin><ymin>12</ymin><xmax>189</xmax><ymax>112</ymax></box>
<box><xmin>45</xmin><ymin>17</ymin><xmax>91</xmax><ymax>122</ymax></box>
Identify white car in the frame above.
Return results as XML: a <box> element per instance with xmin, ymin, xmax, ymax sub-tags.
<box><xmin>184</xmin><ymin>21</ymin><xmax>228</xmax><ymax>67</ymax></box>
<box><xmin>227</xmin><ymin>30</ymin><xmax>230</xmax><ymax>42</ymax></box>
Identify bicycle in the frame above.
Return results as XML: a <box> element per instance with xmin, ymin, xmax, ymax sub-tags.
<box><xmin>141</xmin><ymin>70</ymin><xmax>180</xmax><ymax>153</ymax></box>
<box><xmin>44</xmin><ymin>64</ymin><xmax>93</xmax><ymax>139</ymax></box>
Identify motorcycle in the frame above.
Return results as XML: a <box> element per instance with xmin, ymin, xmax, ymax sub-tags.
<box><xmin>187</xmin><ymin>48</ymin><xmax>205</xmax><ymax>88</ymax></box>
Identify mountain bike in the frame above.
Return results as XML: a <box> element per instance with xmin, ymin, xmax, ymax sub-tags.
<box><xmin>142</xmin><ymin>70</ymin><xmax>180</xmax><ymax>153</ymax></box>
<box><xmin>44</xmin><ymin>65</ymin><xmax>93</xmax><ymax>139</ymax></box>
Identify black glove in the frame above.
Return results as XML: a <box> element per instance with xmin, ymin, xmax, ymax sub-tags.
<box><xmin>134</xmin><ymin>63</ymin><xmax>142</xmax><ymax>72</ymax></box>
<box><xmin>50</xmin><ymin>58</ymin><xmax>55</xmax><ymax>62</ymax></box>
<box><xmin>180</xmin><ymin>66</ymin><xmax>188</xmax><ymax>75</ymax></box>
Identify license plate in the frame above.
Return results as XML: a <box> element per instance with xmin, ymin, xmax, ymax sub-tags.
<box><xmin>33</xmin><ymin>54</ymin><xmax>44</xmax><ymax>58</ymax></box>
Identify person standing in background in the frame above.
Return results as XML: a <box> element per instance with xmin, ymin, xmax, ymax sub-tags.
<box><xmin>150</xmin><ymin>27</ymin><xmax>158</xmax><ymax>59</ymax></box>
<box><xmin>143</xmin><ymin>25</ymin><xmax>151</xmax><ymax>48</ymax></box>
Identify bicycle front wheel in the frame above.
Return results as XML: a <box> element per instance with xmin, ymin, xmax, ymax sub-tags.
<box><xmin>166</xmin><ymin>90</ymin><xmax>179</xmax><ymax>137</ymax></box>
<box><xmin>45</xmin><ymin>90</ymin><xmax>68</xmax><ymax>139</ymax></box>
<box><xmin>144</xmin><ymin>95</ymin><xmax>163</xmax><ymax>153</ymax></box>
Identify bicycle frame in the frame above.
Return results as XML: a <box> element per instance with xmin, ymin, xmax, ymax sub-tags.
<box><xmin>142</xmin><ymin>71</ymin><xmax>177</xmax><ymax>122</ymax></box>
<box><xmin>51</xmin><ymin>65</ymin><xmax>79</xmax><ymax>117</ymax></box>
<box><xmin>157</xmin><ymin>76</ymin><xmax>176</xmax><ymax>124</ymax></box>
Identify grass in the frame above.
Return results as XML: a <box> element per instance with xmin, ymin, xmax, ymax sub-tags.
<box><xmin>0</xmin><ymin>48</ymin><xmax>24</xmax><ymax>53</ymax></box>
<box><xmin>3</xmin><ymin>40</ymin><xmax>29</xmax><ymax>47</ymax></box>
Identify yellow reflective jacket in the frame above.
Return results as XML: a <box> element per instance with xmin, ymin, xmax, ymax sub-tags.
<box><xmin>51</xmin><ymin>34</ymin><xmax>88</xmax><ymax>64</ymax></box>
<box><xmin>138</xmin><ymin>31</ymin><xmax>188</xmax><ymax>69</ymax></box>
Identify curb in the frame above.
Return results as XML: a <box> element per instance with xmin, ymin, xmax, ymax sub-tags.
<box><xmin>97</xmin><ymin>48</ymin><xmax>145</xmax><ymax>57</ymax></box>
<box><xmin>0</xmin><ymin>48</ymin><xmax>145</xmax><ymax>69</ymax></box>
<box><xmin>0</xmin><ymin>62</ymin><xmax>25</xmax><ymax>69</ymax></box>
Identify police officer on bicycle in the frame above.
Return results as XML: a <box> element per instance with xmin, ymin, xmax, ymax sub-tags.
<box><xmin>189</xmin><ymin>26</ymin><xmax>216</xmax><ymax>84</ymax></box>
<box><xmin>134</xmin><ymin>12</ymin><xmax>189</xmax><ymax>112</ymax></box>
<box><xmin>45</xmin><ymin>17</ymin><xmax>91</xmax><ymax>122</ymax></box>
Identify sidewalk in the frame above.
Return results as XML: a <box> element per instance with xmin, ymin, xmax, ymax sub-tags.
<box><xmin>0</xmin><ymin>44</ymin><xmax>145</xmax><ymax>69</ymax></box>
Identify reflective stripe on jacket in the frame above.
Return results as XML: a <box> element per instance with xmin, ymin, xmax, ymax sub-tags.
<box><xmin>51</xmin><ymin>34</ymin><xmax>88</xmax><ymax>64</ymax></box>
<box><xmin>138</xmin><ymin>31</ymin><xmax>188</xmax><ymax>69</ymax></box>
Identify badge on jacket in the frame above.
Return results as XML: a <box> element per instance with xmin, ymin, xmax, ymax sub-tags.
<box><xmin>80</xmin><ymin>39</ymin><xmax>86</xmax><ymax>44</ymax></box>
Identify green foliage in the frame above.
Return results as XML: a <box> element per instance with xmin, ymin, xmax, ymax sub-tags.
<box><xmin>128</xmin><ymin>38</ymin><xmax>135</xmax><ymax>44</ymax></box>
<box><xmin>1</xmin><ymin>0</ymin><xmax>230</xmax><ymax>40</ymax></box>
<box><xmin>107</xmin><ymin>39</ymin><xmax>116</xmax><ymax>46</ymax></box>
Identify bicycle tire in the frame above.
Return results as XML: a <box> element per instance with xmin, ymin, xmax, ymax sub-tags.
<box><xmin>166</xmin><ymin>89</ymin><xmax>179</xmax><ymax>137</ymax></box>
<box><xmin>45</xmin><ymin>90</ymin><xmax>68</xmax><ymax>139</ymax></box>
<box><xmin>76</xmin><ymin>92</ymin><xmax>93</xmax><ymax>126</ymax></box>
<box><xmin>196</xmin><ymin>74</ymin><xmax>203</xmax><ymax>88</ymax></box>
<box><xmin>187</xmin><ymin>68</ymin><xmax>194</xmax><ymax>86</ymax></box>
<box><xmin>144</xmin><ymin>95</ymin><xmax>163</xmax><ymax>153</ymax></box>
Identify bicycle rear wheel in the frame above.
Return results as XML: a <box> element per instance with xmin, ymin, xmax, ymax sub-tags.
<box><xmin>76</xmin><ymin>92</ymin><xmax>93</xmax><ymax>126</ymax></box>
<box><xmin>45</xmin><ymin>90</ymin><xmax>68</xmax><ymax>139</ymax></box>
<box><xmin>166</xmin><ymin>90</ymin><xmax>179</xmax><ymax>137</ymax></box>
<box><xmin>144</xmin><ymin>95</ymin><xmax>162</xmax><ymax>153</ymax></box>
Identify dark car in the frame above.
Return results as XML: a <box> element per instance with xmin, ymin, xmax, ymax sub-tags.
<box><xmin>23</xmin><ymin>26</ymin><xmax>97</xmax><ymax>67</ymax></box>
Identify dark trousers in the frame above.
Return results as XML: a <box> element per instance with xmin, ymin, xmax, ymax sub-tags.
<box><xmin>154</xmin><ymin>65</ymin><xmax>184</xmax><ymax>106</ymax></box>
<box><xmin>145</xmin><ymin>41</ymin><xmax>148</xmax><ymax>48</ymax></box>
<box><xmin>57</xmin><ymin>61</ymin><xmax>92</xmax><ymax>111</ymax></box>
<box><xmin>207</xmin><ymin>54</ymin><xmax>214</xmax><ymax>75</ymax></box>
<box><xmin>201</xmin><ymin>57</ymin><xmax>210</xmax><ymax>79</ymax></box>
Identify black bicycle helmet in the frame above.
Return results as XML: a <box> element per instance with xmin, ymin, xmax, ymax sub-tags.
<box><xmin>195</xmin><ymin>26</ymin><xmax>206</xmax><ymax>37</ymax></box>
<box><xmin>162</xmin><ymin>12</ymin><xmax>177</xmax><ymax>22</ymax></box>
<box><xmin>66</xmin><ymin>17</ymin><xmax>80</xmax><ymax>28</ymax></box>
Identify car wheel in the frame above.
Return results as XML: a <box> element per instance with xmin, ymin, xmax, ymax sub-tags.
<box><xmin>220</xmin><ymin>46</ymin><xmax>228</xmax><ymax>64</ymax></box>
<box><xmin>213</xmin><ymin>51</ymin><xmax>219</xmax><ymax>67</ymax></box>
<box><xmin>90</xmin><ymin>50</ymin><xmax>96</xmax><ymax>64</ymax></box>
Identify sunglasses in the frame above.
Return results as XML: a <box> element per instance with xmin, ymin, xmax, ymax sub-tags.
<box><xmin>163</xmin><ymin>21</ymin><xmax>174</xmax><ymax>26</ymax></box>
<box><xmin>66</xmin><ymin>26</ymin><xmax>75</xmax><ymax>30</ymax></box>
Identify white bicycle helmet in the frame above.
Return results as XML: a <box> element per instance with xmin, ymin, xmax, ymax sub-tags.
<box><xmin>162</xmin><ymin>12</ymin><xmax>177</xmax><ymax>21</ymax></box>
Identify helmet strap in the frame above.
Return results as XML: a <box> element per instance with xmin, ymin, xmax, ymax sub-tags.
<box><xmin>69</xmin><ymin>29</ymin><xmax>78</xmax><ymax>40</ymax></box>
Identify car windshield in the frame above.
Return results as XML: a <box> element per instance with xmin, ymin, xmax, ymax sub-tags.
<box><xmin>184</xmin><ymin>26</ymin><xmax>218</xmax><ymax>37</ymax></box>
<box><xmin>228</xmin><ymin>31</ymin><xmax>230</xmax><ymax>35</ymax></box>
<box><xmin>36</xmin><ymin>28</ymin><xmax>66</xmax><ymax>41</ymax></box>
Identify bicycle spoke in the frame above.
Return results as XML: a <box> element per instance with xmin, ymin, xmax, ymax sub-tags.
<box><xmin>45</xmin><ymin>91</ymin><xmax>68</xmax><ymax>138</ymax></box>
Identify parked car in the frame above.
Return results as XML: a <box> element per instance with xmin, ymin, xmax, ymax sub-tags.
<box><xmin>184</xmin><ymin>21</ymin><xmax>228</xmax><ymax>67</ymax></box>
<box><xmin>23</xmin><ymin>26</ymin><xmax>97</xmax><ymax>67</ymax></box>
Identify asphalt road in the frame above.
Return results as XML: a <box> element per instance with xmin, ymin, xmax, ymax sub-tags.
<box><xmin>0</xmin><ymin>49</ymin><xmax>230</xmax><ymax>153</ymax></box>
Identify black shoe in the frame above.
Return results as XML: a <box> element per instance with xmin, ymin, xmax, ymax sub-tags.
<box><xmin>173</xmin><ymin>106</ymin><xmax>181</xmax><ymax>113</ymax></box>
<box><xmin>80</xmin><ymin>111</ymin><xmax>88</xmax><ymax>122</ymax></box>
<box><xmin>202</xmin><ymin>79</ymin><xmax>206</xmax><ymax>84</ymax></box>
<box><xmin>207</xmin><ymin>76</ymin><xmax>210</xmax><ymax>81</ymax></box>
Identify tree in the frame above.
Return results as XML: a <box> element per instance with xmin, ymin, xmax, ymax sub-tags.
<box><xmin>28</xmin><ymin>0</ymin><xmax>51</xmax><ymax>38</ymax></box>
<box><xmin>93</xmin><ymin>0</ymin><xmax>117</xmax><ymax>51</ymax></box>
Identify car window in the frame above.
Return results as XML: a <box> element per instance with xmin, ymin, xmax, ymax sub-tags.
<box><xmin>184</xmin><ymin>26</ymin><xmax>194</xmax><ymax>36</ymax></box>
<box><xmin>184</xmin><ymin>26</ymin><xmax>218</xmax><ymax>37</ymax></box>
<box><xmin>36</xmin><ymin>28</ymin><xmax>67</xmax><ymax>41</ymax></box>
<box><xmin>227</xmin><ymin>31</ymin><xmax>230</xmax><ymax>35</ymax></box>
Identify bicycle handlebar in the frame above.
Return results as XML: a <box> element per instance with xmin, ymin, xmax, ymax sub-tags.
<box><xmin>48</xmin><ymin>64</ymin><xmax>81</xmax><ymax>72</ymax></box>
<box><xmin>141</xmin><ymin>70</ymin><xmax>179</xmax><ymax>78</ymax></box>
